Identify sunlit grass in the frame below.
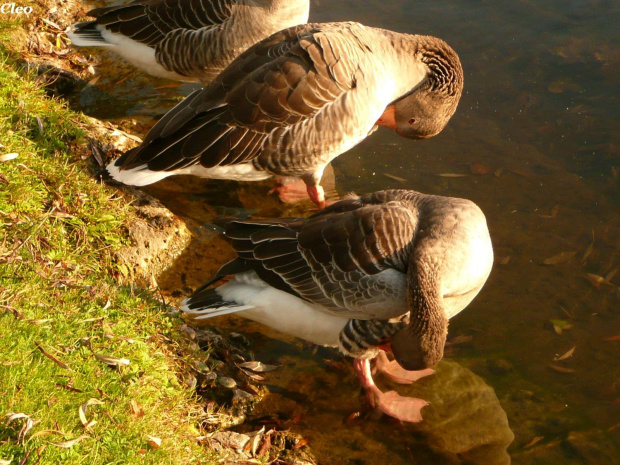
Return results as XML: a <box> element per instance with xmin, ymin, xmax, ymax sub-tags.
<box><xmin>0</xmin><ymin>29</ymin><xmax>218</xmax><ymax>465</ymax></box>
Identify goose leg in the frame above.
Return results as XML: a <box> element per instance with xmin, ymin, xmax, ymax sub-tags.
<box><xmin>269</xmin><ymin>178</ymin><xmax>311</xmax><ymax>204</ymax></box>
<box><xmin>374</xmin><ymin>350</ymin><xmax>435</xmax><ymax>385</ymax></box>
<box><xmin>353</xmin><ymin>358</ymin><xmax>428</xmax><ymax>423</ymax></box>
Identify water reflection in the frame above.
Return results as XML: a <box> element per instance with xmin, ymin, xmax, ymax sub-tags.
<box><xmin>70</xmin><ymin>0</ymin><xmax>620</xmax><ymax>463</ymax></box>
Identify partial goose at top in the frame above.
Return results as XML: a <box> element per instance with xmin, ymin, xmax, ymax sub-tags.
<box><xmin>182</xmin><ymin>189</ymin><xmax>493</xmax><ymax>422</ymax></box>
<box><xmin>105</xmin><ymin>22</ymin><xmax>464</xmax><ymax>207</ymax></box>
<box><xmin>67</xmin><ymin>0</ymin><xmax>310</xmax><ymax>83</ymax></box>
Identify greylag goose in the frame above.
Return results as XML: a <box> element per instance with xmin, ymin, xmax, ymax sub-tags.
<box><xmin>67</xmin><ymin>0</ymin><xmax>310</xmax><ymax>83</ymax></box>
<box><xmin>105</xmin><ymin>22</ymin><xmax>464</xmax><ymax>207</ymax></box>
<box><xmin>182</xmin><ymin>189</ymin><xmax>493</xmax><ymax>422</ymax></box>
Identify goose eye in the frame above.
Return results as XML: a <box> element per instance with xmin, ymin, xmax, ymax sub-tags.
<box><xmin>408</xmin><ymin>118</ymin><xmax>416</xmax><ymax>125</ymax></box>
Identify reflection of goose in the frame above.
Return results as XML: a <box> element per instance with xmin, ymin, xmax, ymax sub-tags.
<box><xmin>67</xmin><ymin>0</ymin><xmax>310</xmax><ymax>83</ymax></box>
<box><xmin>105</xmin><ymin>22</ymin><xmax>464</xmax><ymax>207</ymax></box>
<box><xmin>182</xmin><ymin>189</ymin><xmax>493</xmax><ymax>422</ymax></box>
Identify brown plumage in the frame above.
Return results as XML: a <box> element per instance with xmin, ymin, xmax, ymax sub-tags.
<box><xmin>67</xmin><ymin>0</ymin><xmax>310</xmax><ymax>83</ymax></box>
<box><xmin>105</xmin><ymin>22</ymin><xmax>464</xmax><ymax>206</ymax></box>
<box><xmin>182</xmin><ymin>189</ymin><xmax>493</xmax><ymax>422</ymax></box>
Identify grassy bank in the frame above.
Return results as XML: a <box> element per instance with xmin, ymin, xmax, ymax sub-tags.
<box><xmin>0</xmin><ymin>22</ymin><xmax>219</xmax><ymax>465</ymax></box>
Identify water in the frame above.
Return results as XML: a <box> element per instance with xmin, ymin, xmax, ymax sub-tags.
<box><xmin>72</xmin><ymin>1</ymin><xmax>620</xmax><ymax>463</ymax></box>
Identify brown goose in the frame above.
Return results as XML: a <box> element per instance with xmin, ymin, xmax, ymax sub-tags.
<box><xmin>67</xmin><ymin>0</ymin><xmax>310</xmax><ymax>83</ymax></box>
<box><xmin>105</xmin><ymin>22</ymin><xmax>464</xmax><ymax>207</ymax></box>
<box><xmin>182</xmin><ymin>189</ymin><xmax>493</xmax><ymax>422</ymax></box>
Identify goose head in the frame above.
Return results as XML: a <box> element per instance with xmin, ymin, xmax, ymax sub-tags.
<box><xmin>390</xmin><ymin>315</ymin><xmax>447</xmax><ymax>370</ymax></box>
<box><xmin>391</xmin><ymin>82</ymin><xmax>460</xmax><ymax>139</ymax></box>
<box><xmin>390</xmin><ymin>254</ymin><xmax>449</xmax><ymax>371</ymax></box>
<box><xmin>378</xmin><ymin>37</ymin><xmax>464</xmax><ymax>140</ymax></box>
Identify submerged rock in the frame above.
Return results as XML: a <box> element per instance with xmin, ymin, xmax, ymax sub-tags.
<box><xmin>406</xmin><ymin>361</ymin><xmax>515</xmax><ymax>465</ymax></box>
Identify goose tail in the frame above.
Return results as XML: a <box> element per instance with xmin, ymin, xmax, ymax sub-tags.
<box><xmin>67</xmin><ymin>21</ymin><xmax>113</xmax><ymax>47</ymax></box>
<box><xmin>181</xmin><ymin>286</ymin><xmax>254</xmax><ymax>320</ymax></box>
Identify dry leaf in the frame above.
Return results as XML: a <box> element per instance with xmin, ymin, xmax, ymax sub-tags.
<box><xmin>543</xmin><ymin>252</ymin><xmax>576</xmax><ymax>265</ymax></box>
<box><xmin>79</xmin><ymin>399</ymin><xmax>104</xmax><ymax>429</ymax></box>
<box><xmin>604</xmin><ymin>335</ymin><xmax>620</xmax><ymax>342</ymax></box>
<box><xmin>0</xmin><ymin>153</ymin><xmax>19</xmax><ymax>162</ymax></box>
<box><xmin>35</xmin><ymin>342</ymin><xmax>72</xmax><ymax>370</ymax></box>
<box><xmin>237</xmin><ymin>361</ymin><xmax>279</xmax><ymax>373</ymax></box>
<box><xmin>6</xmin><ymin>413</ymin><xmax>35</xmax><ymax>443</ymax></box>
<box><xmin>584</xmin><ymin>273</ymin><xmax>610</xmax><ymax>289</ymax></box>
<box><xmin>554</xmin><ymin>346</ymin><xmax>576</xmax><ymax>361</ymax></box>
<box><xmin>130</xmin><ymin>400</ymin><xmax>144</xmax><ymax>417</ymax></box>
<box><xmin>494</xmin><ymin>168</ymin><xmax>504</xmax><ymax>177</ymax></box>
<box><xmin>549</xmin><ymin>364</ymin><xmax>576</xmax><ymax>373</ymax></box>
<box><xmin>524</xmin><ymin>436</ymin><xmax>544</xmax><ymax>448</ymax></box>
<box><xmin>49</xmin><ymin>435</ymin><xmax>90</xmax><ymax>448</ymax></box>
<box><xmin>550</xmin><ymin>319</ymin><xmax>573</xmax><ymax>335</ymax></box>
<box><xmin>582</xmin><ymin>230</ymin><xmax>595</xmax><ymax>264</ymax></box>
<box><xmin>245</xmin><ymin>427</ymin><xmax>265</xmax><ymax>457</ymax></box>
<box><xmin>93</xmin><ymin>352</ymin><xmax>130</xmax><ymax>367</ymax></box>
<box><xmin>36</xmin><ymin>116</ymin><xmax>44</xmax><ymax>135</ymax></box>
<box><xmin>87</xmin><ymin>76</ymin><xmax>100</xmax><ymax>86</ymax></box>
<box><xmin>436</xmin><ymin>173</ymin><xmax>469</xmax><ymax>178</ymax></box>
<box><xmin>146</xmin><ymin>435</ymin><xmax>161</xmax><ymax>449</ymax></box>
<box><xmin>28</xmin><ymin>429</ymin><xmax>67</xmax><ymax>441</ymax></box>
<box><xmin>499</xmin><ymin>256</ymin><xmax>510</xmax><ymax>265</ymax></box>
<box><xmin>294</xmin><ymin>438</ymin><xmax>310</xmax><ymax>449</ymax></box>
<box><xmin>383</xmin><ymin>173</ymin><xmax>407</xmax><ymax>183</ymax></box>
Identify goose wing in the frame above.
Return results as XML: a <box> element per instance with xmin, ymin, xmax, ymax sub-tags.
<box><xmin>220</xmin><ymin>193</ymin><xmax>418</xmax><ymax>319</ymax></box>
<box><xmin>113</xmin><ymin>22</ymin><xmax>363</xmax><ymax>173</ymax></box>
<box><xmin>87</xmin><ymin>0</ymin><xmax>236</xmax><ymax>47</ymax></box>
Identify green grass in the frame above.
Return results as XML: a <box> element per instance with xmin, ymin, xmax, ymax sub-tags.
<box><xmin>0</xmin><ymin>25</ymin><xmax>219</xmax><ymax>465</ymax></box>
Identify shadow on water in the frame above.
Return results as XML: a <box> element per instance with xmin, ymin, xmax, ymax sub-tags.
<box><xmin>68</xmin><ymin>0</ymin><xmax>620</xmax><ymax>463</ymax></box>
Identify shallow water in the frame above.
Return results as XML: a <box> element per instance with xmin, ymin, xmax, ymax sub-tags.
<box><xmin>72</xmin><ymin>1</ymin><xmax>620</xmax><ymax>463</ymax></box>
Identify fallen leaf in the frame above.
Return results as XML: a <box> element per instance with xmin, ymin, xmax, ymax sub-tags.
<box><xmin>87</xmin><ymin>76</ymin><xmax>100</xmax><ymax>86</ymax></box>
<box><xmin>5</xmin><ymin>413</ymin><xmax>35</xmax><ymax>443</ymax></box>
<box><xmin>549</xmin><ymin>364</ymin><xmax>576</xmax><ymax>373</ymax></box>
<box><xmin>436</xmin><ymin>173</ymin><xmax>469</xmax><ymax>178</ymax></box>
<box><xmin>35</xmin><ymin>343</ymin><xmax>72</xmax><ymax>370</ymax></box>
<box><xmin>237</xmin><ymin>361</ymin><xmax>279</xmax><ymax>373</ymax></box>
<box><xmin>524</xmin><ymin>436</ymin><xmax>544</xmax><ymax>448</ymax></box>
<box><xmin>584</xmin><ymin>273</ymin><xmax>611</xmax><ymax>289</ymax></box>
<box><xmin>0</xmin><ymin>153</ymin><xmax>19</xmax><ymax>162</ymax></box>
<box><xmin>28</xmin><ymin>429</ymin><xmax>67</xmax><ymax>441</ymax></box>
<box><xmin>604</xmin><ymin>335</ymin><xmax>620</xmax><ymax>342</ymax></box>
<box><xmin>494</xmin><ymin>168</ymin><xmax>504</xmax><ymax>177</ymax></box>
<box><xmin>239</xmin><ymin>369</ymin><xmax>265</xmax><ymax>381</ymax></box>
<box><xmin>383</xmin><ymin>173</ymin><xmax>407</xmax><ymax>183</ymax></box>
<box><xmin>294</xmin><ymin>438</ymin><xmax>310</xmax><ymax>449</ymax></box>
<box><xmin>554</xmin><ymin>346</ymin><xmax>576</xmax><ymax>361</ymax></box>
<box><xmin>582</xmin><ymin>230</ymin><xmax>595</xmax><ymax>264</ymax></box>
<box><xmin>49</xmin><ymin>435</ymin><xmax>90</xmax><ymax>448</ymax></box>
<box><xmin>146</xmin><ymin>435</ymin><xmax>161</xmax><ymax>449</ymax></box>
<box><xmin>543</xmin><ymin>251</ymin><xmax>576</xmax><ymax>265</ymax></box>
<box><xmin>245</xmin><ymin>427</ymin><xmax>265</xmax><ymax>457</ymax></box>
<box><xmin>550</xmin><ymin>319</ymin><xmax>573</xmax><ymax>334</ymax></box>
<box><xmin>499</xmin><ymin>256</ymin><xmax>510</xmax><ymax>265</ymax></box>
<box><xmin>93</xmin><ymin>352</ymin><xmax>130</xmax><ymax>367</ymax></box>
<box><xmin>36</xmin><ymin>116</ymin><xmax>44</xmax><ymax>135</ymax></box>
<box><xmin>130</xmin><ymin>400</ymin><xmax>144</xmax><ymax>417</ymax></box>
<box><xmin>79</xmin><ymin>399</ymin><xmax>104</xmax><ymax>429</ymax></box>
